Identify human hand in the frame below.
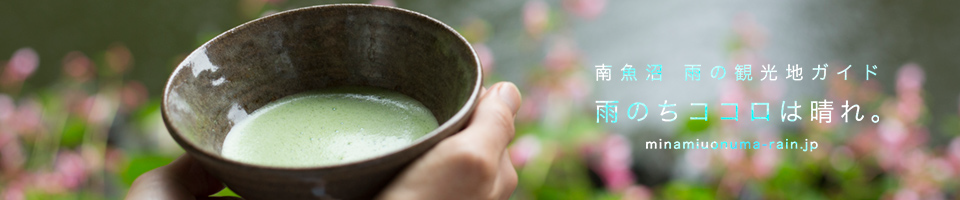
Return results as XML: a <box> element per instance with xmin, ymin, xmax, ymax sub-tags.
<box><xmin>127</xmin><ymin>81</ymin><xmax>521</xmax><ymax>200</ymax></box>
<box><xmin>377</xmin><ymin>81</ymin><xmax>522</xmax><ymax>200</ymax></box>
<box><xmin>126</xmin><ymin>155</ymin><xmax>237</xmax><ymax>200</ymax></box>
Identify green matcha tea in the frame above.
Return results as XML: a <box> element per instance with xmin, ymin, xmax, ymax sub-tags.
<box><xmin>221</xmin><ymin>86</ymin><xmax>439</xmax><ymax>167</ymax></box>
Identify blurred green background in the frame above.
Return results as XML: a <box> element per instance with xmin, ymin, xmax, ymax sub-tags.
<box><xmin>2</xmin><ymin>0</ymin><xmax>960</xmax><ymax>199</ymax></box>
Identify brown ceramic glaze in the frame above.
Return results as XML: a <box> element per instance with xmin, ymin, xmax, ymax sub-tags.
<box><xmin>161</xmin><ymin>4</ymin><xmax>481</xmax><ymax>200</ymax></box>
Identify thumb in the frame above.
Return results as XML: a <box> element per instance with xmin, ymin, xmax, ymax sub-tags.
<box><xmin>458</xmin><ymin>82</ymin><xmax>522</xmax><ymax>153</ymax></box>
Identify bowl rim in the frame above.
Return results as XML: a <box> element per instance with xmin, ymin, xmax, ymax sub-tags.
<box><xmin>161</xmin><ymin>3</ymin><xmax>483</xmax><ymax>171</ymax></box>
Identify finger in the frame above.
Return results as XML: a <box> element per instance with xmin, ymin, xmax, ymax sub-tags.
<box><xmin>495</xmin><ymin>152</ymin><xmax>518</xmax><ymax>200</ymax></box>
<box><xmin>165</xmin><ymin>155</ymin><xmax>226</xmax><ymax>196</ymax></box>
<box><xmin>127</xmin><ymin>155</ymin><xmax>226</xmax><ymax>200</ymax></box>
<box><xmin>457</xmin><ymin>82</ymin><xmax>522</xmax><ymax>157</ymax></box>
<box><xmin>127</xmin><ymin>165</ymin><xmax>190</xmax><ymax>200</ymax></box>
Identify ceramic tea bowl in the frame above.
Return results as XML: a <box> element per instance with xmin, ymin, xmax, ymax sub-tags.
<box><xmin>161</xmin><ymin>4</ymin><xmax>481</xmax><ymax>199</ymax></box>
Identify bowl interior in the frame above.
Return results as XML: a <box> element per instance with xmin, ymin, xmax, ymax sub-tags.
<box><xmin>162</xmin><ymin>5</ymin><xmax>479</xmax><ymax>166</ymax></box>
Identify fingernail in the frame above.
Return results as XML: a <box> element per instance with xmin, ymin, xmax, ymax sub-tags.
<box><xmin>496</xmin><ymin>82</ymin><xmax>521</xmax><ymax>114</ymax></box>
